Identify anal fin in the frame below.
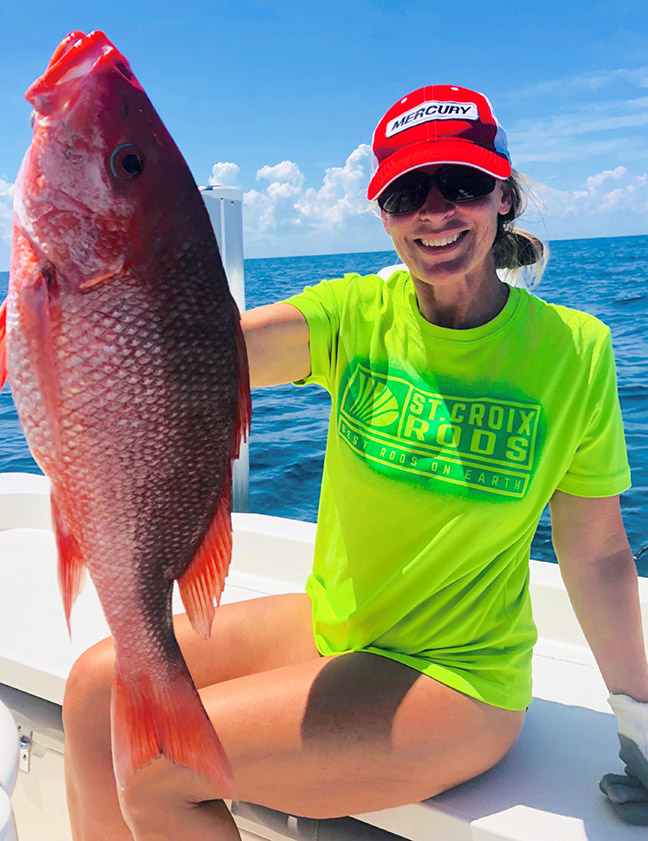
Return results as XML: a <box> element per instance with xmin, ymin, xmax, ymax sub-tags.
<box><xmin>178</xmin><ymin>483</ymin><xmax>232</xmax><ymax>640</ymax></box>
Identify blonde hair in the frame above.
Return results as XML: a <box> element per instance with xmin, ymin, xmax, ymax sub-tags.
<box><xmin>493</xmin><ymin>170</ymin><xmax>548</xmax><ymax>287</ymax></box>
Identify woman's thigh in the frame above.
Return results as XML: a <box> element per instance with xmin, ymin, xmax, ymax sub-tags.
<box><xmin>63</xmin><ymin>591</ymin><xmax>319</xmax><ymax>744</ymax></box>
<box><xmin>69</xmin><ymin>591</ymin><xmax>318</xmax><ymax>691</ymax></box>
<box><xmin>172</xmin><ymin>592</ymin><xmax>320</xmax><ymax>686</ymax></box>
<box><xmin>129</xmin><ymin>651</ymin><xmax>525</xmax><ymax>820</ymax></box>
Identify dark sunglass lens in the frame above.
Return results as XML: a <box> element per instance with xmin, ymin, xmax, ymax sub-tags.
<box><xmin>378</xmin><ymin>175</ymin><xmax>431</xmax><ymax>214</ymax></box>
<box><xmin>439</xmin><ymin>167</ymin><xmax>496</xmax><ymax>202</ymax></box>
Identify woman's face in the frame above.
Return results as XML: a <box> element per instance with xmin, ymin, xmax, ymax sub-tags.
<box><xmin>380</xmin><ymin>166</ymin><xmax>512</xmax><ymax>289</ymax></box>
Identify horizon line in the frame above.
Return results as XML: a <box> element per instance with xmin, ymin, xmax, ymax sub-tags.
<box><xmin>0</xmin><ymin>231</ymin><xmax>646</xmax><ymax>274</ymax></box>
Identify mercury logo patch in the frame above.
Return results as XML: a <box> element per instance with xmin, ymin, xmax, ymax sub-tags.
<box><xmin>386</xmin><ymin>101</ymin><xmax>479</xmax><ymax>137</ymax></box>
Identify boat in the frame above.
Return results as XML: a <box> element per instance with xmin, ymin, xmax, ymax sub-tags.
<box><xmin>0</xmin><ymin>189</ymin><xmax>644</xmax><ymax>841</ymax></box>
<box><xmin>2</xmin><ymin>470</ymin><xmax>646</xmax><ymax>840</ymax></box>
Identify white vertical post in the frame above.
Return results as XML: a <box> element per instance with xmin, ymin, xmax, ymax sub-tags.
<box><xmin>200</xmin><ymin>186</ymin><xmax>249</xmax><ymax>513</ymax></box>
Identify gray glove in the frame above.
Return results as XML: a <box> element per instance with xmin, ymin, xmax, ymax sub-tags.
<box><xmin>600</xmin><ymin>693</ymin><xmax>648</xmax><ymax>825</ymax></box>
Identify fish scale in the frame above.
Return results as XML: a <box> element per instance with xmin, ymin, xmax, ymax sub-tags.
<box><xmin>0</xmin><ymin>30</ymin><xmax>250</xmax><ymax>793</ymax></box>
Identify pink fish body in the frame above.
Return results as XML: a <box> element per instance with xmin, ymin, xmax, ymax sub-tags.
<box><xmin>0</xmin><ymin>31</ymin><xmax>250</xmax><ymax>793</ymax></box>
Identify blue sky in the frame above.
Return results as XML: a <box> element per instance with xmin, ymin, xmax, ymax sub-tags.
<box><xmin>0</xmin><ymin>0</ymin><xmax>647</xmax><ymax>267</ymax></box>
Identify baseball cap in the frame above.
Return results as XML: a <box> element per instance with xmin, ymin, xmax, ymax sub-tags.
<box><xmin>367</xmin><ymin>85</ymin><xmax>512</xmax><ymax>201</ymax></box>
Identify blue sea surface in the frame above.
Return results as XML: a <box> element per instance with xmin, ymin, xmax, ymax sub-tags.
<box><xmin>2</xmin><ymin>235</ymin><xmax>648</xmax><ymax>572</ymax></box>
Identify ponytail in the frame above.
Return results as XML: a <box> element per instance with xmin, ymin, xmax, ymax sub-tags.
<box><xmin>493</xmin><ymin>171</ymin><xmax>547</xmax><ymax>286</ymax></box>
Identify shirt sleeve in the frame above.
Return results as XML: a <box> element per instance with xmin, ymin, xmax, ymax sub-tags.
<box><xmin>283</xmin><ymin>275</ymin><xmax>355</xmax><ymax>392</ymax></box>
<box><xmin>557</xmin><ymin>330</ymin><xmax>631</xmax><ymax>497</ymax></box>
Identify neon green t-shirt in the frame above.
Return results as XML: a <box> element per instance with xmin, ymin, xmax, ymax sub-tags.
<box><xmin>285</xmin><ymin>271</ymin><xmax>631</xmax><ymax>710</ymax></box>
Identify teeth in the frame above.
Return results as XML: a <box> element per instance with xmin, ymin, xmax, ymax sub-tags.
<box><xmin>420</xmin><ymin>232</ymin><xmax>463</xmax><ymax>247</ymax></box>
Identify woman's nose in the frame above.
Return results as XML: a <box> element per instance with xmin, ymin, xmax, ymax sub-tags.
<box><xmin>418</xmin><ymin>184</ymin><xmax>456</xmax><ymax>217</ymax></box>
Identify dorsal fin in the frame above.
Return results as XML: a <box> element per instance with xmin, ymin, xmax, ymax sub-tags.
<box><xmin>178</xmin><ymin>302</ymin><xmax>251</xmax><ymax>639</ymax></box>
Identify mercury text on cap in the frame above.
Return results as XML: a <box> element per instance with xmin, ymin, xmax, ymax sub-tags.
<box><xmin>386</xmin><ymin>101</ymin><xmax>479</xmax><ymax>138</ymax></box>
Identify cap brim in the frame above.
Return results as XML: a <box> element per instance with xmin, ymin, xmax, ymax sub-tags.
<box><xmin>367</xmin><ymin>139</ymin><xmax>511</xmax><ymax>201</ymax></box>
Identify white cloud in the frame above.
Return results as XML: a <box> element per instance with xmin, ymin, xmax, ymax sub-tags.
<box><xmin>243</xmin><ymin>179</ymin><xmax>300</xmax><ymax>233</ymax></box>
<box><xmin>240</xmin><ymin>144</ymin><xmax>374</xmax><ymax>245</ymax></box>
<box><xmin>522</xmin><ymin>67</ymin><xmax>648</xmax><ymax>97</ymax></box>
<box><xmin>294</xmin><ymin>144</ymin><xmax>372</xmax><ymax>229</ymax></box>
<box><xmin>256</xmin><ymin>160</ymin><xmax>304</xmax><ymax>187</ymax></box>
<box><xmin>0</xmin><ymin>178</ymin><xmax>14</xmax><ymax>247</ymax></box>
<box><xmin>520</xmin><ymin>166</ymin><xmax>648</xmax><ymax>237</ymax></box>
<box><xmin>208</xmin><ymin>162</ymin><xmax>240</xmax><ymax>187</ymax></box>
<box><xmin>584</xmin><ymin>165</ymin><xmax>626</xmax><ymax>191</ymax></box>
<box><xmin>510</xmin><ymin>97</ymin><xmax>648</xmax><ymax>165</ymax></box>
<box><xmin>0</xmin><ymin>178</ymin><xmax>14</xmax><ymax>200</ymax></box>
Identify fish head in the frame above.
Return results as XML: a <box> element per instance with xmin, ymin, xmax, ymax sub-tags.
<box><xmin>15</xmin><ymin>30</ymin><xmax>199</xmax><ymax>294</ymax></box>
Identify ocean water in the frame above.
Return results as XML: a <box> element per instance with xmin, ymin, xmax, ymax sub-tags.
<box><xmin>1</xmin><ymin>234</ymin><xmax>648</xmax><ymax>573</ymax></box>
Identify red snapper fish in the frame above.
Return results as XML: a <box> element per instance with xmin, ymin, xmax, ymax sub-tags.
<box><xmin>0</xmin><ymin>31</ymin><xmax>250</xmax><ymax>793</ymax></box>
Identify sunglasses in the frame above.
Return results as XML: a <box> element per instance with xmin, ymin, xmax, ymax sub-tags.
<box><xmin>377</xmin><ymin>166</ymin><xmax>497</xmax><ymax>214</ymax></box>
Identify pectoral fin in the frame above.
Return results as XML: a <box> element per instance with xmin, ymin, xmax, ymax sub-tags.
<box><xmin>24</xmin><ymin>269</ymin><xmax>63</xmax><ymax>457</ymax></box>
<box><xmin>12</xmin><ymin>229</ymin><xmax>64</xmax><ymax>457</ymax></box>
<box><xmin>51</xmin><ymin>490</ymin><xmax>86</xmax><ymax>635</ymax></box>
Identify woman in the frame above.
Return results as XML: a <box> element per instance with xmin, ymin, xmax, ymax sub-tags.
<box><xmin>62</xmin><ymin>85</ymin><xmax>648</xmax><ymax>839</ymax></box>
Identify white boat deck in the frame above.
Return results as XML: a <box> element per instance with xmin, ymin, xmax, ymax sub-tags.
<box><xmin>1</xmin><ymin>472</ymin><xmax>646</xmax><ymax>840</ymax></box>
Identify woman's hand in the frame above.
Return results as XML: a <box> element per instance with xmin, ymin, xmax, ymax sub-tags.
<box><xmin>600</xmin><ymin>693</ymin><xmax>648</xmax><ymax>824</ymax></box>
<box><xmin>241</xmin><ymin>303</ymin><xmax>311</xmax><ymax>387</ymax></box>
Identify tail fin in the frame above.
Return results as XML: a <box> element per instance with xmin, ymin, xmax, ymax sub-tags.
<box><xmin>0</xmin><ymin>298</ymin><xmax>7</xmax><ymax>391</ymax></box>
<box><xmin>111</xmin><ymin>659</ymin><xmax>235</xmax><ymax>798</ymax></box>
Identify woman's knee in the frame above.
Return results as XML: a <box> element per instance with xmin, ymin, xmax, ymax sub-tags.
<box><xmin>117</xmin><ymin>757</ymin><xmax>225</xmax><ymax>834</ymax></box>
<box><xmin>62</xmin><ymin>637</ymin><xmax>114</xmax><ymax>739</ymax></box>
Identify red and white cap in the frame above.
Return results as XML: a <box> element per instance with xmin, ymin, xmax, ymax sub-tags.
<box><xmin>367</xmin><ymin>85</ymin><xmax>512</xmax><ymax>201</ymax></box>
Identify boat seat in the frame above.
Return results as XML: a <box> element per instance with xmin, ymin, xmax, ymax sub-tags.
<box><xmin>0</xmin><ymin>474</ymin><xmax>645</xmax><ymax>840</ymax></box>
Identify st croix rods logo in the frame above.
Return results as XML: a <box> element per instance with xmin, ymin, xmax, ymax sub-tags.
<box><xmin>386</xmin><ymin>101</ymin><xmax>479</xmax><ymax>137</ymax></box>
<box><xmin>338</xmin><ymin>365</ymin><xmax>541</xmax><ymax>499</ymax></box>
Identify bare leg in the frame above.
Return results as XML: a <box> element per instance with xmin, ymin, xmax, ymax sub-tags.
<box><xmin>64</xmin><ymin>591</ymin><xmax>525</xmax><ymax>840</ymax></box>
<box><xmin>118</xmin><ymin>653</ymin><xmax>525</xmax><ymax>839</ymax></box>
<box><xmin>63</xmin><ymin>593</ymin><xmax>319</xmax><ymax>840</ymax></box>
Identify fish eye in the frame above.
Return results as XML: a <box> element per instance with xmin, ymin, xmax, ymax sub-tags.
<box><xmin>109</xmin><ymin>144</ymin><xmax>144</xmax><ymax>180</ymax></box>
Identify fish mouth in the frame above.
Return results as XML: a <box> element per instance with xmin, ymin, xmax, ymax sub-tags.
<box><xmin>25</xmin><ymin>30</ymin><xmax>134</xmax><ymax>114</ymax></box>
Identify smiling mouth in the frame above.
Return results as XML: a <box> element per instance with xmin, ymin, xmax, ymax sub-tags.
<box><xmin>416</xmin><ymin>231</ymin><xmax>467</xmax><ymax>248</ymax></box>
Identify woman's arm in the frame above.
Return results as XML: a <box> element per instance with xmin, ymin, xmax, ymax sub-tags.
<box><xmin>549</xmin><ymin>489</ymin><xmax>648</xmax><ymax>701</ymax></box>
<box><xmin>241</xmin><ymin>303</ymin><xmax>311</xmax><ymax>388</ymax></box>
